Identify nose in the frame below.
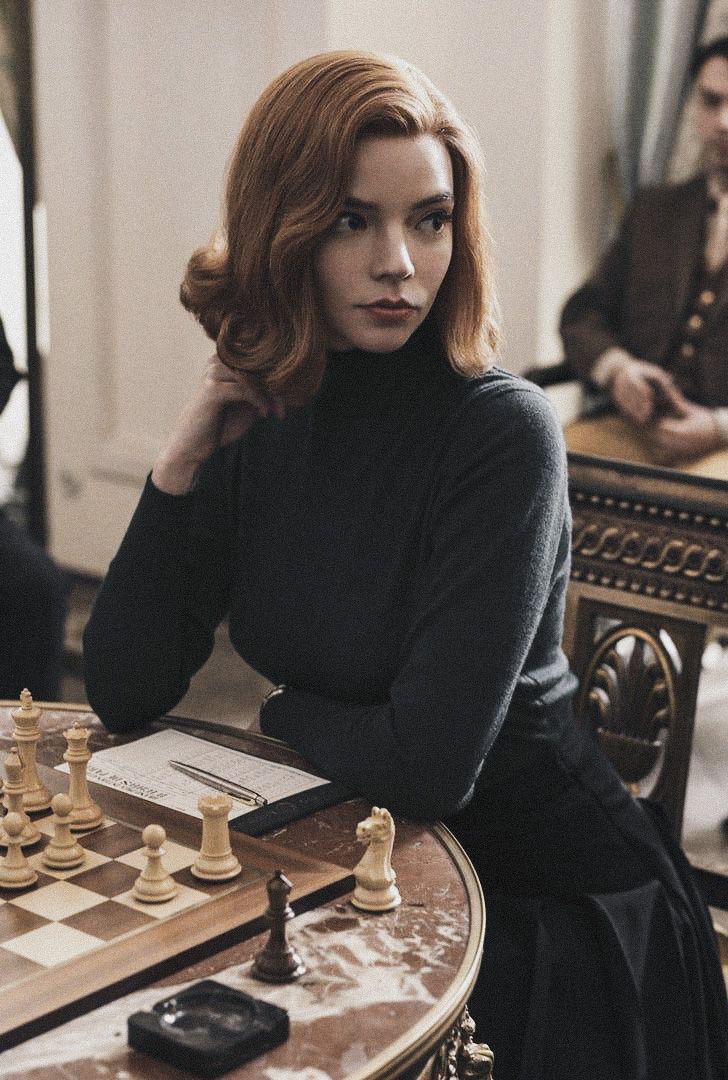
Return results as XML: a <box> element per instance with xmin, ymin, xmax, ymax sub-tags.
<box><xmin>371</xmin><ymin>226</ymin><xmax>414</xmax><ymax>281</ymax></box>
<box><xmin>719</xmin><ymin>103</ymin><xmax>728</xmax><ymax>131</ymax></box>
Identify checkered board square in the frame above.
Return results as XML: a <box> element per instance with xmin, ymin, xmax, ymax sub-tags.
<box><xmin>0</xmin><ymin>789</ymin><xmax>352</xmax><ymax>1050</ymax></box>
<box><xmin>0</xmin><ymin>815</ymin><xmax>261</xmax><ymax>977</ymax></box>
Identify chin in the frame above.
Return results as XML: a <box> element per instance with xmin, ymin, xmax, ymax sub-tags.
<box><xmin>347</xmin><ymin>323</ymin><xmax>421</xmax><ymax>354</ymax></box>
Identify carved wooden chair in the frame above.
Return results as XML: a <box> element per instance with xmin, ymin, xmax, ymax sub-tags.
<box><xmin>564</xmin><ymin>454</ymin><xmax>728</xmax><ymax>840</ymax></box>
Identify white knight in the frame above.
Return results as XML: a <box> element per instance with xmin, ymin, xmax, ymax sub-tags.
<box><xmin>351</xmin><ymin>806</ymin><xmax>401</xmax><ymax>912</ymax></box>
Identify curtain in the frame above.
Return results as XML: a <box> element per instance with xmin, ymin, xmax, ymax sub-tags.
<box><xmin>607</xmin><ymin>0</ymin><xmax>708</xmax><ymax>203</ymax></box>
<box><xmin>0</xmin><ymin>0</ymin><xmax>28</xmax><ymax>160</ymax></box>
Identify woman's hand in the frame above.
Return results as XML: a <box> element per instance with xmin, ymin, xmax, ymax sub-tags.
<box><xmin>151</xmin><ymin>355</ymin><xmax>284</xmax><ymax>494</ymax></box>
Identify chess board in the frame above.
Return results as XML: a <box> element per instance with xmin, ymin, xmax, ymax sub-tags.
<box><xmin>0</xmin><ymin>765</ymin><xmax>353</xmax><ymax>1050</ymax></box>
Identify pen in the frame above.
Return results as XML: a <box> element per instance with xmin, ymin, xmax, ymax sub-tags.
<box><xmin>168</xmin><ymin>760</ymin><xmax>268</xmax><ymax>807</ymax></box>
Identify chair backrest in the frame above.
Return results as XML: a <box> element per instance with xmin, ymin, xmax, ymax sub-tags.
<box><xmin>565</xmin><ymin>454</ymin><xmax>728</xmax><ymax>837</ymax></box>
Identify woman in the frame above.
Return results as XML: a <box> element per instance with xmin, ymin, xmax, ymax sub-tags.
<box><xmin>84</xmin><ymin>51</ymin><xmax>728</xmax><ymax>1079</ymax></box>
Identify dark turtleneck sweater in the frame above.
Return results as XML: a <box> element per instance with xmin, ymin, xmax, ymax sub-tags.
<box><xmin>84</xmin><ymin>324</ymin><xmax>576</xmax><ymax>821</ymax></box>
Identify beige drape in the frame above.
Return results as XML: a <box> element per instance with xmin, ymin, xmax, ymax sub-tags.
<box><xmin>0</xmin><ymin>0</ymin><xmax>26</xmax><ymax>157</ymax></box>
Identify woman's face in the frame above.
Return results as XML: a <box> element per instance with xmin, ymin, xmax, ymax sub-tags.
<box><xmin>315</xmin><ymin>134</ymin><xmax>454</xmax><ymax>353</ymax></box>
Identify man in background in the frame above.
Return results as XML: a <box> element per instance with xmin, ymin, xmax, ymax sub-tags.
<box><xmin>560</xmin><ymin>36</ymin><xmax>728</xmax><ymax>475</ymax></box>
<box><xmin>0</xmin><ymin>313</ymin><xmax>67</xmax><ymax>699</ymax></box>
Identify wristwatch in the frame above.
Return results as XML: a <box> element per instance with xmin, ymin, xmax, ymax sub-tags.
<box><xmin>259</xmin><ymin>684</ymin><xmax>286</xmax><ymax>723</ymax></box>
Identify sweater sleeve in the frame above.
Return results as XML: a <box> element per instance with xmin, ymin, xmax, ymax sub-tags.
<box><xmin>260</xmin><ymin>386</ymin><xmax>571</xmax><ymax>821</ymax></box>
<box><xmin>83</xmin><ymin>447</ymin><xmax>238</xmax><ymax>732</ymax></box>
<box><xmin>559</xmin><ymin>201</ymin><xmax>635</xmax><ymax>382</ymax></box>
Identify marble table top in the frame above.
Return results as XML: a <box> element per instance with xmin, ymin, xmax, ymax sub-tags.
<box><xmin>0</xmin><ymin>705</ymin><xmax>485</xmax><ymax>1080</ymax></box>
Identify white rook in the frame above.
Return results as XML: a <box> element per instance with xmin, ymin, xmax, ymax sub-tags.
<box><xmin>191</xmin><ymin>793</ymin><xmax>242</xmax><ymax>881</ymax></box>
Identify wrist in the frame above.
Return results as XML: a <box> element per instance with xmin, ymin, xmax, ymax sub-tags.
<box><xmin>259</xmin><ymin>684</ymin><xmax>287</xmax><ymax>733</ymax></box>
<box><xmin>590</xmin><ymin>347</ymin><xmax>635</xmax><ymax>389</ymax></box>
<box><xmin>151</xmin><ymin>452</ymin><xmax>202</xmax><ymax>496</ymax></box>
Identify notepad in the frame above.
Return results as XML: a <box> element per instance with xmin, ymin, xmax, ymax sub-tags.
<box><xmin>55</xmin><ymin>728</ymin><xmax>344</xmax><ymax>826</ymax></box>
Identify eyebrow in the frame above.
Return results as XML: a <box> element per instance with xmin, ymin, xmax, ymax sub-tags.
<box><xmin>343</xmin><ymin>192</ymin><xmax>454</xmax><ymax>212</ymax></box>
<box><xmin>698</xmin><ymin>84</ymin><xmax>727</xmax><ymax>101</ymax></box>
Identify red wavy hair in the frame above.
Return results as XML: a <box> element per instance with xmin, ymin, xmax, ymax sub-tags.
<box><xmin>180</xmin><ymin>50</ymin><xmax>499</xmax><ymax>405</ymax></box>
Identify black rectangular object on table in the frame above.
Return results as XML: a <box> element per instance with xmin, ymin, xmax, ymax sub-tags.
<box><xmin>127</xmin><ymin>980</ymin><xmax>289</xmax><ymax>1077</ymax></box>
<box><xmin>231</xmin><ymin>781</ymin><xmax>352</xmax><ymax>836</ymax></box>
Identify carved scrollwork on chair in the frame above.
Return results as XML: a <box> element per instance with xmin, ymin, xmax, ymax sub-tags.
<box><xmin>576</xmin><ymin>626</ymin><xmax>677</xmax><ymax>792</ymax></box>
<box><xmin>430</xmin><ymin>1006</ymin><xmax>494</xmax><ymax>1079</ymax></box>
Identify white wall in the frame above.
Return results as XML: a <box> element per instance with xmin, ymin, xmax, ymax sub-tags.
<box><xmin>33</xmin><ymin>0</ymin><xmax>325</xmax><ymax>571</ymax></box>
<box><xmin>0</xmin><ymin>110</ymin><xmax>28</xmax><ymax>499</ymax></box>
<box><xmin>539</xmin><ymin>0</ymin><xmax>611</xmax><ymax>364</ymax></box>
<box><xmin>31</xmin><ymin>0</ymin><xmax>611</xmax><ymax>573</ymax></box>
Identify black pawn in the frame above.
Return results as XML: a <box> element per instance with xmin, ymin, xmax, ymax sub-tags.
<box><xmin>251</xmin><ymin>870</ymin><xmax>306</xmax><ymax>982</ymax></box>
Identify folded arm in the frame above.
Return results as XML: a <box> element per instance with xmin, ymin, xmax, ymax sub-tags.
<box><xmin>261</xmin><ymin>388</ymin><xmax>571</xmax><ymax>821</ymax></box>
<box><xmin>83</xmin><ymin>450</ymin><xmax>238</xmax><ymax>731</ymax></box>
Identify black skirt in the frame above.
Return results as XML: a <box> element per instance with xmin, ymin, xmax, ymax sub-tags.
<box><xmin>446</xmin><ymin>705</ymin><xmax>728</xmax><ymax>1080</ymax></box>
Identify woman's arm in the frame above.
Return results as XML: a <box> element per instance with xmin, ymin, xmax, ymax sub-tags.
<box><xmin>82</xmin><ymin>452</ymin><xmax>236</xmax><ymax>731</ymax></box>
<box><xmin>84</xmin><ymin>355</ymin><xmax>282</xmax><ymax>732</ymax></box>
<box><xmin>261</xmin><ymin>386</ymin><xmax>572</xmax><ymax>821</ymax></box>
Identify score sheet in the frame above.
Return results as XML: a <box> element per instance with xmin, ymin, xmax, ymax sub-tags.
<box><xmin>56</xmin><ymin>728</ymin><xmax>329</xmax><ymax>820</ymax></box>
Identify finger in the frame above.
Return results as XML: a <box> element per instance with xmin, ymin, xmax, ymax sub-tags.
<box><xmin>645</xmin><ymin>367</ymin><xmax>674</xmax><ymax>388</ymax></box>
<box><xmin>653</xmin><ymin>418</ymin><xmax>679</xmax><ymax>436</ymax></box>
<box><xmin>665</xmin><ymin>386</ymin><xmax>690</xmax><ymax>418</ymax></box>
<box><xmin>624</xmin><ymin>385</ymin><xmax>653</xmax><ymax>425</ymax></box>
<box><xmin>211</xmin><ymin>370</ymin><xmax>271</xmax><ymax>415</ymax></box>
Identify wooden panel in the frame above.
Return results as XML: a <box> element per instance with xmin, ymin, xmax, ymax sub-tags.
<box><xmin>566</xmin><ymin>453</ymin><xmax>728</xmax><ymax>837</ymax></box>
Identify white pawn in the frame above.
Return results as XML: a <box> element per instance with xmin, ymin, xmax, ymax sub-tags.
<box><xmin>132</xmin><ymin>825</ymin><xmax>178</xmax><ymax>903</ymax></box>
<box><xmin>0</xmin><ymin>813</ymin><xmax>38</xmax><ymax>888</ymax></box>
<box><xmin>0</xmin><ymin>747</ymin><xmax>40</xmax><ymax>848</ymax></box>
<box><xmin>42</xmin><ymin>793</ymin><xmax>85</xmax><ymax>870</ymax></box>
<box><xmin>191</xmin><ymin>794</ymin><xmax>241</xmax><ymax>882</ymax></box>
<box><xmin>351</xmin><ymin>806</ymin><xmax>401</xmax><ymax>912</ymax></box>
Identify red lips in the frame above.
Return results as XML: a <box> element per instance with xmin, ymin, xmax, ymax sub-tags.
<box><xmin>363</xmin><ymin>298</ymin><xmax>416</xmax><ymax>310</ymax></box>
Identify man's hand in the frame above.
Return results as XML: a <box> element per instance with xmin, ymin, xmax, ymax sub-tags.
<box><xmin>609</xmin><ymin>358</ymin><xmax>689</xmax><ymax>425</ymax></box>
<box><xmin>645</xmin><ymin>401</ymin><xmax>724</xmax><ymax>465</ymax></box>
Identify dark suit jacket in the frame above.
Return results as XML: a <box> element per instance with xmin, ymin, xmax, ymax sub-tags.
<box><xmin>559</xmin><ymin>175</ymin><xmax>728</xmax><ymax>408</ymax></box>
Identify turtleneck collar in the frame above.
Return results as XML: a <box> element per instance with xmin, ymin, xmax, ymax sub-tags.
<box><xmin>323</xmin><ymin>316</ymin><xmax>442</xmax><ymax>372</ymax></box>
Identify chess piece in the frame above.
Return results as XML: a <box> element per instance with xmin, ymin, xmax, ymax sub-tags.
<box><xmin>63</xmin><ymin>721</ymin><xmax>103</xmax><ymax>830</ymax></box>
<box><xmin>351</xmin><ymin>806</ymin><xmax>401</xmax><ymax>912</ymax></box>
<box><xmin>9</xmin><ymin>689</ymin><xmax>51</xmax><ymax>812</ymax></box>
<box><xmin>251</xmin><ymin>870</ymin><xmax>306</xmax><ymax>982</ymax></box>
<box><xmin>0</xmin><ymin>812</ymin><xmax>38</xmax><ymax>888</ymax></box>
<box><xmin>42</xmin><ymin>793</ymin><xmax>85</xmax><ymax>869</ymax></box>
<box><xmin>0</xmin><ymin>747</ymin><xmax>40</xmax><ymax>848</ymax></box>
<box><xmin>191</xmin><ymin>794</ymin><xmax>241</xmax><ymax>881</ymax></box>
<box><xmin>132</xmin><ymin>824</ymin><xmax>178</xmax><ymax>903</ymax></box>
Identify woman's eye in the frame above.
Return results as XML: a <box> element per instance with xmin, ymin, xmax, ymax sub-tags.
<box><xmin>419</xmin><ymin>211</ymin><xmax>453</xmax><ymax>233</ymax></box>
<box><xmin>333</xmin><ymin>212</ymin><xmax>367</xmax><ymax>233</ymax></box>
